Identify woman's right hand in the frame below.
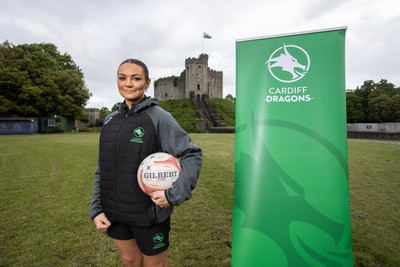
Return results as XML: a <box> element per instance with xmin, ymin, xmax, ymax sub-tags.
<box><xmin>93</xmin><ymin>213</ymin><xmax>111</xmax><ymax>230</ymax></box>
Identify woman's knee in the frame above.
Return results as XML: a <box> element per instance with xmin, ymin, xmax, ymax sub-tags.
<box><xmin>121</xmin><ymin>254</ymin><xmax>143</xmax><ymax>266</ymax></box>
<box><xmin>113</xmin><ymin>239</ymin><xmax>144</xmax><ymax>267</ymax></box>
<box><xmin>143</xmin><ymin>250</ymin><xmax>168</xmax><ymax>267</ymax></box>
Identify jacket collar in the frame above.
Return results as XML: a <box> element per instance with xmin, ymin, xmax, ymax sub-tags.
<box><xmin>118</xmin><ymin>96</ymin><xmax>159</xmax><ymax>115</ymax></box>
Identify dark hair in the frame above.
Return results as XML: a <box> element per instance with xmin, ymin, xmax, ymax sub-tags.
<box><xmin>118</xmin><ymin>59</ymin><xmax>150</xmax><ymax>82</ymax></box>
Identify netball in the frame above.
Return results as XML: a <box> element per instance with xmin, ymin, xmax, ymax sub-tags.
<box><xmin>137</xmin><ymin>152</ymin><xmax>181</xmax><ymax>195</ymax></box>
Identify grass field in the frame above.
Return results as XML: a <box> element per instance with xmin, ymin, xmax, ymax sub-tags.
<box><xmin>0</xmin><ymin>133</ymin><xmax>399</xmax><ymax>266</ymax></box>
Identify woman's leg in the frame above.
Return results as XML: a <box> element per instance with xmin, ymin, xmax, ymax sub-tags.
<box><xmin>112</xmin><ymin>239</ymin><xmax>144</xmax><ymax>267</ymax></box>
<box><xmin>143</xmin><ymin>249</ymin><xmax>168</xmax><ymax>267</ymax></box>
<box><xmin>113</xmin><ymin>238</ymin><xmax>168</xmax><ymax>267</ymax></box>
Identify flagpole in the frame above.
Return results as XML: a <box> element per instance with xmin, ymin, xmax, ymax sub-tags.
<box><xmin>202</xmin><ymin>33</ymin><xmax>204</xmax><ymax>54</ymax></box>
<box><xmin>202</xmin><ymin>32</ymin><xmax>211</xmax><ymax>54</ymax></box>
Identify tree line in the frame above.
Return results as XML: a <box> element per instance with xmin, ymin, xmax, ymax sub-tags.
<box><xmin>0</xmin><ymin>41</ymin><xmax>91</xmax><ymax>121</ymax></box>
<box><xmin>1</xmin><ymin>41</ymin><xmax>399</xmax><ymax>124</ymax></box>
<box><xmin>346</xmin><ymin>79</ymin><xmax>400</xmax><ymax>123</ymax></box>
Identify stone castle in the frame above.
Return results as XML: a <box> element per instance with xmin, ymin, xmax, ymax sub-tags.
<box><xmin>154</xmin><ymin>54</ymin><xmax>223</xmax><ymax>101</ymax></box>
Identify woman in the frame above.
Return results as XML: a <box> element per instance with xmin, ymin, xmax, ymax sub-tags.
<box><xmin>89</xmin><ymin>59</ymin><xmax>202</xmax><ymax>267</ymax></box>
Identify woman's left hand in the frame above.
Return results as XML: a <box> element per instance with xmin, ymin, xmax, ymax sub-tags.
<box><xmin>150</xmin><ymin>191</ymin><xmax>170</xmax><ymax>208</ymax></box>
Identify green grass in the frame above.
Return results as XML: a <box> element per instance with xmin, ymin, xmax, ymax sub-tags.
<box><xmin>0</xmin><ymin>134</ymin><xmax>399</xmax><ymax>266</ymax></box>
<box><xmin>210</xmin><ymin>99</ymin><xmax>235</xmax><ymax>127</ymax></box>
<box><xmin>348</xmin><ymin>140</ymin><xmax>400</xmax><ymax>266</ymax></box>
<box><xmin>158</xmin><ymin>99</ymin><xmax>235</xmax><ymax>132</ymax></box>
<box><xmin>159</xmin><ymin>99</ymin><xmax>199</xmax><ymax>133</ymax></box>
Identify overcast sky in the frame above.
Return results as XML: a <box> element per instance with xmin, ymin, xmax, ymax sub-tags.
<box><xmin>1</xmin><ymin>0</ymin><xmax>399</xmax><ymax>109</ymax></box>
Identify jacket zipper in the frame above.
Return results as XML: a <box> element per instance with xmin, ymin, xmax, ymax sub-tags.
<box><xmin>114</xmin><ymin>113</ymin><xmax>129</xmax><ymax>222</ymax></box>
<box><xmin>150</xmin><ymin>201</ymin><xmax>158</xmax><ymax>224</ymax></box>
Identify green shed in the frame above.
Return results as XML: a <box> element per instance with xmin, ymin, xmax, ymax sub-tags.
<box><xmin>40</xmin><ymin>117</ymin><xmax>75</xmax><ymax>133</ymax></box>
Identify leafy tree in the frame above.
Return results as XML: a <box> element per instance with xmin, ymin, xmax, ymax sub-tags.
<box><xmin>225</xmin><ymin>94</ymin><xmax>236</xmax><ymax>104</ymax></box>
<box><xmin>350</xmin><ymin>79</ymin><xmax>400</xmax><ymax>122</ymax></box>
<box><xmin>374</xmin><ymin>79</ymin><xmax>398</xmax><ymax>96</ymax></box>
<box><xmin>99</xmin><ymin>107</ymin><xmax>111</xmax><ymax>119</ymax></box>
<box><xmin>0</xmin><ymin>41</ymin><xmax>91</xmax><ymax>119</ymax></box>
<box><xmin>354</xmin><ymin>80</ymin><xmax>375</xmax><ymax>117</ymax></box>
<box><xmin>346</xmin><ymin>92</ymin><xmax>365</xmax><ymax>123</ymax></box>
<box><xmin>393</xmin><ymin>94</ymin><xmax>400</xmax><ymax>122</ymax></box>
<box><xmin>111</xmin><ymin>102</ymin><xmax>121</xmax><ymax>112</ymax></box>
<box><xmin>367</xmin><ymin>92</ymin><xmax>396</xmax><ymax>122</ymax></box>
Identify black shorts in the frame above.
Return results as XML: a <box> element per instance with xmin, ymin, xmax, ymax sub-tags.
<box><xmin>106</xmin><ymin>217</ymin><xmax>170</xmax><ymax>256</ymax></box>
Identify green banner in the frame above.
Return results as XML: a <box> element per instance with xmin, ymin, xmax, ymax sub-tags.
<box><xmin>232</xmin><ymin>28</ymin><xmax>353</xmax><ymax>266</ymax></box>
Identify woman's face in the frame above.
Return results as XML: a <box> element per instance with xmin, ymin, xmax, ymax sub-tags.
<box><xmin>117</xmin><ymin>63</ymin><xmax>150</xmax><ymax>107</ymax></box>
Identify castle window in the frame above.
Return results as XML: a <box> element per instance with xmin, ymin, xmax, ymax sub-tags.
<box><xmin>197</xmin><ymin>84</ymin><xmax>200</xmax><ymax>90</ymax></box>
<box><xmin>198</xmin><ymin>65</ymin><xmax>201</xmax><ymax>68</ymax></box>
<box><xmin>165</xmin><ymin>93</ymin><xmax>168</xmax><ymax>98</ymax></box>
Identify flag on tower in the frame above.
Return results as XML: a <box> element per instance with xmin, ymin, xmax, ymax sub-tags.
<box><xmin>203</xmin><ymin>32</ymin><xmax>212</xmax><ymax>39</ymax></box>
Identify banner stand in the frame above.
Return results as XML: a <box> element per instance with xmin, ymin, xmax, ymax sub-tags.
<box><xmin>232</xmin><ymin>27</ymin><xmax>353</xmax><ymax>266</ymax></box>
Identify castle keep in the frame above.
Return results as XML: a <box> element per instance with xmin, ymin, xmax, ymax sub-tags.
<box><xmin>154</xmin><ymin>54</ymin><xmax>223</xmax><ymax>100</ymax></box>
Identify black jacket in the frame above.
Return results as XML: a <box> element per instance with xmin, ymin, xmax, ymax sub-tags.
<box><xmin>89</xmin><ymin>97</ymin><xmax>202</xmax><ymax>226</ymax></box>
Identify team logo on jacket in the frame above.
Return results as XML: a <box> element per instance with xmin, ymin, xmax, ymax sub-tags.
<box><xmin>130</xmin><ymin>127</ymin><xmax>145</xmax><ymax>143</ymax></box>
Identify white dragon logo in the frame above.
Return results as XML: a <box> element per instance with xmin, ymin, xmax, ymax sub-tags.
<box><xmin>266</xmin><ymin>44</ymin><xmax>310</xmax><ymax>83</ymax></box>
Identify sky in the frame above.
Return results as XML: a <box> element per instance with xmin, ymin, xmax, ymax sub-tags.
<box><xmin>1</xmin><ymin>0</ymin><xmax>399</xmax><ymax>109</ymax></box>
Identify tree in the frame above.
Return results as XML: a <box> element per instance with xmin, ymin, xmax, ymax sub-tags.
<box><xmin>354</xmin><ymin>80</ymin><xmax>375</xmax><ymax>118</ymax></box>
<box><xmin>367</xmin><ymin>90</ymin><xmax>397</xmax><ymax>122</ymax></box>
<box><xmin>225</xmin><ymin>94</ymin><xmax>236</xmax><ymax>104</ymax></box>
<box><xmin>346</xmin><ymin>92</ymin><xmax>365</xmax><ymax>123</ymax></box>
<box><xmin>350</xmin><ymin>79</ymin><xmax>400</xmax><ymax>123</ymax></box>
<box><xmin>374</xmin><ymin>79</ymin><xmax>398</xmax><ymax>96</ymax></box>
<box><xmin>0</xmin><ymin>41</ymin><xmax>91</xmax><ymax>119</ymax></box>
<box><xmin>393</xmin><ymin>94</ymin><xmax>400</xmax><ymax>122</ymax></box>
<box><xmin>111</xmin><ymin>102</ymin><xmax>122</xmax><ymax>112</ymax></box>
<box><xmin>99</xmin><ymin>107</ymin><xmax>111</xmax><ymax>119</ymax></box>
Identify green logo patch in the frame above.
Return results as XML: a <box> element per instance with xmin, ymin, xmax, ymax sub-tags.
<box><xmin>152</xmin><ymin>233</ymin><xmax>166</xmax><ymax>250</ymax></box>
<box><xmin>130</xmin><ymin>127</ymin><xmax>145</xmax><ymax>143</ymax></box>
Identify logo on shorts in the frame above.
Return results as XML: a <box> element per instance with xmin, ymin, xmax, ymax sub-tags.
<box><xmin>152</xmin><ymin>233</ymin><xmax>166</xmax><ymax>250</ymax></box>
<box><xmin>130</xmin><ymin>127</ymin><xmax>145</xmax><ymax>143</ymax></box>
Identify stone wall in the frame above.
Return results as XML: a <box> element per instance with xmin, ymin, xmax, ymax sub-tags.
<box><xmin>208</xmin><ymin>69</ymin><xmax>223</xmax><ymax>98</ymax></box>
<box><xmin>154</xmin><ymin>75</ymin><xmax>185</xmax><ymax>100</ymax></box>
<box><xmin>347</xmin><ymin>122</ymin><xmax>400</xmax><ymax>139</ymax></box>
<box><xmin>347</xmin><ymin>123</ymin><xmax>400</xmax><ymax>133</ymax></box>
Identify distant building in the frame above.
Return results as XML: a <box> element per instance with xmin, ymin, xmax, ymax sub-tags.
<box><xmin>86</xmin><ymin>108</ymin><xmax>100</xmax><ymax>126</ymax></box>
<box><xmin>0</xmin><ymin>117</ymin><xmax>74</xmax><ymax>134</ymax></box>
<box><xmin>0</xmin><ymin>118</ymin><xmax>39</xmax><ymax>134</ymax></box>
<box><xmin>154</xmin><ymin>54</ymin><xmax>223</xmax><ymax>101</ymax></box>
<box><xmin>75</xmin><ymin>108</ymin><xmax>100</xmax><ymax>129</ymax></box>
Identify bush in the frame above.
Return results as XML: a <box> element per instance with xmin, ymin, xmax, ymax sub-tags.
<box><xmin>77</xmin><ymin>127</ymin><xmax>100</xmax><ymax>132</ymax></box>
<box><xmin>51</xmin><ymin>122</ymin><xmax>65</xmax><ymax>133</ymax></box>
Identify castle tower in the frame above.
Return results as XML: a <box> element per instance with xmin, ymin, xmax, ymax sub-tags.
<box><xmin>153</xmin><ymin>54</ymin><xmax>223</xmax><ymax>100</ymax></box>
<box><xmin>185</xmin><ymin>54</ymin><xmax>209</xmax><ymax>100</ymax></box>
